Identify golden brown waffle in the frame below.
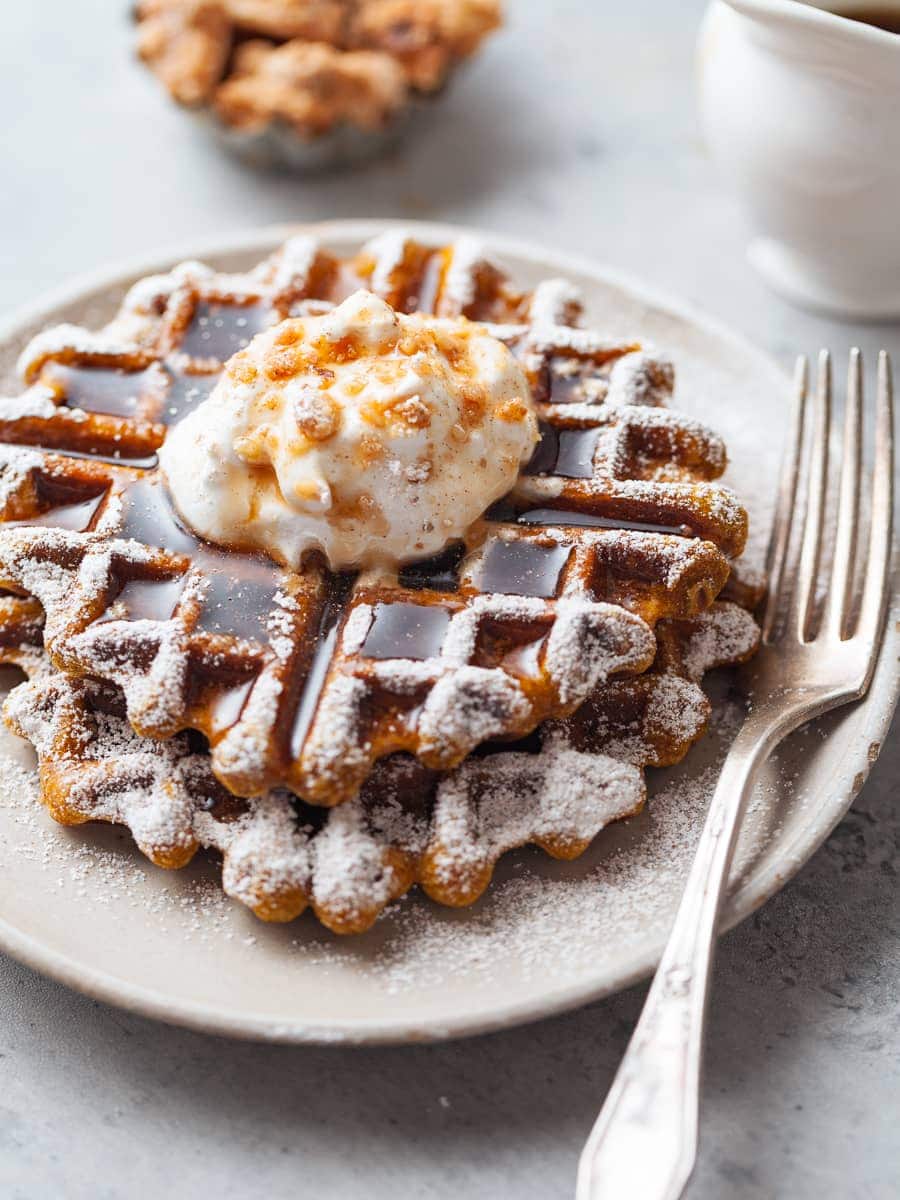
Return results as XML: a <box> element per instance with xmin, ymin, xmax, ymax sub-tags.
<box><xmin>0</xmin><ymin>594</ymin><xmax>45</xmax><ymax>679</ymax></box>
<box><xmin>0</xmin><ymin>234</ymin><xmax>745</xmax><ymax>805</ymax></box>
<box><xmin>2</xmin><ymin>601</ymin><xmax>760</xmax><ymax>934</ymax></box>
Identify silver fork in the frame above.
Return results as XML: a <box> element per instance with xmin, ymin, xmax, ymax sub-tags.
<box><xmin>576</xmin><ymin>350</ymin><xmax>895</xmax><ymax>1200</ymax></box>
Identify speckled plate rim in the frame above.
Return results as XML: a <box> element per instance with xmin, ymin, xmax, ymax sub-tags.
<box><xmin>0</xmin><ymin>218</ymin><xmax>896</xmax><ymax>1045</ymax></box>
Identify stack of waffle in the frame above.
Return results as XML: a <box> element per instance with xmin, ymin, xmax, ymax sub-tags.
<box><xmin>0</xmin><ymin>232</ymin><xmax>760</xmax><ymax>934</ymax></box>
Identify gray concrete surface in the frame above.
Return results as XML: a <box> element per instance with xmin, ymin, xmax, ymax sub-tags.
<box><xmin>1</xmin><ymin>2</ymin><xmax>897</xmax><ymax>1197</ymax></box>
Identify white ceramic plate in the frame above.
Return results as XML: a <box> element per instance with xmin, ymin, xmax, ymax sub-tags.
<box><xmin>0</xmin><ymin>220</ymin><xmax>896</xmax><ymax>1045</ymax></box>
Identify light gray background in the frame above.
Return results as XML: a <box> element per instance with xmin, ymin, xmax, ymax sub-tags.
<box><xmin>1</xmin><ymin>3</ymin><xmax>897</xmax><ymax>1198</ymax></box>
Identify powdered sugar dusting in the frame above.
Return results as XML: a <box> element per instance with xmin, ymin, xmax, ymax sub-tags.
<box><xmin>17</xmin><ymin>324</ymin><xmax>144</xmax><ymax>382</ymax></box>
<box><xmin>417</xmin><ymin>666</ymin><xmax>530</xmax><ymax>757</ymax></box>
<box><xmin>0</xmin><ymin>444</ymin><xmax>45</xmax><ymax>507</ymax></box>
<box><xmin>679</xmin><ymin>600</ymin><xmax>760</xmax><ymax>682</ymax></box>
<box><xmin>366</xmin><ymin>230</ymin><xmax>410</xmax><ymax>298</ymax></box>
<box><xmin>441</xmin><ymin>236</ymin><xmax>486</xmax><ymax>312</ymax></box>
<box><xmin>0</xmin><ymin>385</ymin><xmax>58</xmax><ymax>421</ymax></box>
<box><xmin>268</xmin><ymin>234</ymin><xmax>319</xmax><ymax>296</ymax></box>
<box><xmin>0</xmin><ymin>593</ymin><xmax>756</xmax><ymax>939</ymax></box>
<box><xmin>121</xmin><ymin>260</ymin><xmax>215</xmax><ymax>315</ymax></box>
<box><xmin>529</xmin><ymin>277</ymin><xmax>582</xmax><ymax>327</ymax></box>
<box><xmin>0</xmin><ymin>676</ymin><xmax>783</xmax><ymax>1001</ymax></box>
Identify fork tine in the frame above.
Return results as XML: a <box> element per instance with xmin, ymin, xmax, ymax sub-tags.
<box><xmin>857</xmin><ymin>352</ymin><xmax>894</xmax><ymax>683</ymax></box>
<box><xmin>762</xmin><ymin>356</ymin><xmax>807</xmax><ymax>642</ymax></box>
<box><xmin>787</xmin><ymin>350</ymin><xmax>831</xmax><ymax>642</ymax></box>
<box><xmin>823</xmin><ymin>349</ymin><xmax>863</xmax><ymax>638</ymax></box>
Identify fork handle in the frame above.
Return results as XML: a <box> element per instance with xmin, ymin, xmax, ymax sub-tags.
<box><xmin>576</xmin><ymin>722</ymin><xmax>779</xmax><ymax>1200</ymax></box>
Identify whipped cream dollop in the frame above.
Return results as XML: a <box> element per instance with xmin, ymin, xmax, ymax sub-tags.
<box><xmin>159</xmin><ymin>291</ymin><xmax>539</xmax><ymax>570</ymax></box>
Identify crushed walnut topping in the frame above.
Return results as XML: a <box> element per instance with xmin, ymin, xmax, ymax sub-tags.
<box><xmin>134</xmin><ymin>0</ymin><xmax>502</xmax><ymax>139</ymax></box>
<box><xmin>159</xmin><ymin>290</ymin><xmax>538</xmax><ymax>570</ymax></box>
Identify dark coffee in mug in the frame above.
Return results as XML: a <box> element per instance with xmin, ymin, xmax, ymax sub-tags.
<box><xmin>834</xmin><ymin>6</ymin><xmax>900</xmax><ymax>33</ymax></box>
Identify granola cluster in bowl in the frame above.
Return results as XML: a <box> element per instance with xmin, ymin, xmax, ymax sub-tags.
<box><xmin>134</xmin><ymin>0</ymin><xmax>502</xmax><ymax>169</ymax></box>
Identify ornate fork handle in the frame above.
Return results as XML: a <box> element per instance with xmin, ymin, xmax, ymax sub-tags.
<box><xmin>576</xmin><ymin>706</ymin><xmax>818</xmax><ymax>1200</ymax></box>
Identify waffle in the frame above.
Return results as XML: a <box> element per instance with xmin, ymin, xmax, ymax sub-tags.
<box><xmin>0</xmin><ymin>234</ymin><xmax>746</xmax><ymax>807</ymax></box>
<box><xmin>2</xmin><ymin>600</ymin><xmax>760</xmax><ymax>934</ymax></box>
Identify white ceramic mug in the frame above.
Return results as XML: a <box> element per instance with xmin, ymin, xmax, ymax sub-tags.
<box><xmin>697</xmin><ymin>0</ymin><xmax>900</xmax><ymax>318</ymax></box>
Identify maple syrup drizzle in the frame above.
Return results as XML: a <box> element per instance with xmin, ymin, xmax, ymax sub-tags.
<box><xmin>523</xmin><ymin>423</ymin><xmax>557</xmax><ymax>476</ymax></box>
<box><xmin>97</xmin><ymin>575</ymin><xmax>187</xmax><ymax>623</ymax></box>
<box><xmin>117</xmin><ymin>477</ymin><xmax>197</xmax><ymax>554</ymax></box>
<box><xmin>38</xmin><ymin>303</ymin><xmax>278</xmax><ymax>436</ymax></box>
<box><xmin>178</xmin><ymin>300</ymin><xmax>270</xmax><ymax>363</ymax></box>
<box><xmin>21</xmin><ymin>442</ymin><xmax>158</xmax><ymax>469</ymax></box>
<box><xmin>209</xmin><ymin>677</ymin><xmax>256</xmax><ymax>736</ymax></box>
<box><xmin>554</xmin><ymin>429</ymin><xmax>600</xmax><ymax>478</ymax></box>
<box><xmin>289</xmin><ymin>572</ymin><xmax>355</xmax><ymax>758</ymax></box>
<box><xmin>478</xmin><ymin>539</ymin><xmax>570</xmax><ymax>598</ymax></box>
<box><xmin>115</xmin><ymin>477</ymin><xmax>281</xmax><ymax>641</ymax></box>
<box><xmin>517</xmin><ymin>507</ymin><xmax>694</xmax><ymax>538</ymax></box>
<box><xmin>42</xmin><ymin>360</ymin><xmax>220</xmax><ymax>429</ymax></box>
<box><xmin>398</xmin><ymin>543</ymin><xmax>465</xmax><ymax>592</ymax></box>
<box><xmin>361</xmin><ymin>602</ymin><xmax>452</xmax><ymax>661</ymax></box>
<box><xmin>202</xmin><ymin>565</ymin><xmax>287</xmax><ymax>639</ymax></box>
<box><xmin>525</xmin><ymin>423</ymin><xmax>598</xmax><ymax>479</ymax></box>
<box><xmin>8</xmin><ymin>494</ymin><xmax>106</xmax><ymax>533</ymax></box>
<box><xmin>161</xmin><ymin>368</ymin><xmax>220</xmax><ymax>424</ymax></box>
<box><xmin>546</xmin><ymin>358</ymin><xmax>602</xmax><ymax>405</ymax></box>
<box><xmin>42</xmin><ymin>362</ymin><xmax>163</xmax><ymax>418</ymax></box>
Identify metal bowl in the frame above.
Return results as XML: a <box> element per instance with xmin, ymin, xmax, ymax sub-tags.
<box><xmin>193</xmin><ymin>94</ymin><xmax>434</xmax><ymax>173</ymax></box>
